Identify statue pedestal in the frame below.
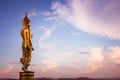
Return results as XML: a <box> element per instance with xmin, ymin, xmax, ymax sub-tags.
<box><xmin>19</xmin><ymin>71</ymin><xmax>34</xmax><ymax>80</ymax></box>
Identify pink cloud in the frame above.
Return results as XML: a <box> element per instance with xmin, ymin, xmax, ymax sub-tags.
<box><xmin>41</xmin><ymin>59</ymin><xmax>59</xmax><ymax>72</ymax></box>
<box><xmin>83</xmin><ymin>47</ymin><xmax>104</xmax><ymax>73</ymax></box>
<box><xmin>0</xmin><ymin>65</ymin><xmax>14</xmax><ymax>78</ymax></box>
<box><xmin>33</xmin><ymin>45</ymin><xmax>120</xmax><ymax>78</ymax></box>
<box><xmin>0</xmin><ymin>65</ymin><xmax>13</xmax><ymax>74</ymax></box>
<box><xmin>108</xmin><ymin>46</ymin><xmax>120</xmax><ymax>65</ymax></box>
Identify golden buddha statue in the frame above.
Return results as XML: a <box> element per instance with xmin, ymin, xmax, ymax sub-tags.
<box><xmin>20</xmin><ymin>13</ymin><xmax>34</xmax><ymax>72</ymax></box>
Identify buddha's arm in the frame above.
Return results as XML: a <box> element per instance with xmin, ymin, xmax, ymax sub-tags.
<box><xmin>29</xmin><ymin>30</ymin><xmax>34</xmax><ymax>50</ymax></box>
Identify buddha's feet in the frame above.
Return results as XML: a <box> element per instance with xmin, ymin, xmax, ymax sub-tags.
<box><xmin>22</xmin><ymin>66</ymin><xmax>28</xmax><ymax>72</ymax></box>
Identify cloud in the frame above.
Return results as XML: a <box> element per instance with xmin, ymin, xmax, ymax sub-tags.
<box><xmin>108</xmin><ymin>46</ymin><xmax>120</xmax><ymax>65</ymax></box>
<box><xmin>39</xmin><ymin>26</ymin><xmax>55</xmax><ymax>41</ymax></box>
<box><xmin>0</xmin><ymin>65</ymin><xmax>13</xmax><ymax>74</ymax></box>
<box><xmin>4</xmin><ymin>65</ymin><xmax>13</xmax><ymax>73</ymax></box>
<box><xmin>0</xmin><ymin>65</ymin><xmax>20</xmax><ymax>78</ymax></box>
<box><xmin>79</xmin><ymin>51</ymin><xmax>90</xmax><ymax>54</ymax></box>
<box><xmin>82</xmin><ymin>46</ymin><xmax>120</xmax><ymax>73</ymax></box>
<box><xmin>38</xmin><ymin>57</ymin><xmax>85</xmax><ymax>78</ymax></box>
<box><xmin>28</xmin><ymin>11</ymin><xmax>52</xmax><ymax>17</ymax></box>
<box><xmin>44</xmin><ymin>16</ymin><xmax>58</xmax><ymax>21</ymax></box>
<box><xmin>83</xmin><ymin>47</ymin><xmax>104</xmax><ymax>73</ymax></box>
<box><xmin>35</xmin><ymin>46</ymin><xmax>120</xmax><ymax>77</ymax></box>
<box><xmin>22</xmin><ymin>11</ymin><xmax>52</xmax><ymax>18</ymax></box>
<box><xmin>39</xmin><ymin>26</ymin><xmax>56</xmax><ymax>49</ymax></box>
<box><xmin>39</xmin><ymin>11</ymin><xmax>52</xmax><ymax>16</ymax></box>
<box><xmin>71</xmin><ymin>32</ymin><xmax>81</xmax><ymax>36</ymax></box>
<box><xmin>51</xmin><ymin>0</ymin><xmax>120</xmax><ymax>40</ymax></box>
<box><xmin>41</xmin><ymin>59</ymin><xmax>59</xmax><ymax>72</ymax></box>
<box><xmin>27</xmin><ymin>12</ymin><xmax>38</xmax><ymax>17</ymax></box>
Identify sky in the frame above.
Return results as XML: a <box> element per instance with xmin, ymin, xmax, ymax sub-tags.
<box><xmin>0</xmin><ymin>0</ymin><xmax>120</xmax><ymax>79</ymax></box>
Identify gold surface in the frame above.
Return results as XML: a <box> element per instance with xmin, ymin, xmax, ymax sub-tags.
<box><xmin>20</xmin><ymin>72</ymin><xmax>34</xmax><ymax>76</ymax></box>
<box><xmin>20</xmin><ymin>13</ymin><xmax>34</xmax><ymax>72</ymax></box>
<box><xmin>22</xmin><ymin>13</ymin><xmax>30</xmax><ymax>26</ymax></box>
<box><xmin>19</xmin><ymin>72</ymin><xmax>34</xmax><ymax>80</ymax></box>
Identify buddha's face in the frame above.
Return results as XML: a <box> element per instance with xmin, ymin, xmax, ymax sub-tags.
<box><xmin>23</xmin><ymin>22</ymin><xmax>30</xmax><ymax>29</ymax></box>
<box><xmin>23</xmin><ymin>25</ymin><xmax>28</xmax><ymax>29</ymax></box>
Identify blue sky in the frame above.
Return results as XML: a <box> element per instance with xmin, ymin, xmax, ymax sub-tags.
<box><xmin>0</xmin><ymin>0</ymin><xmax>120</xmax><ymax>78</ymax></box>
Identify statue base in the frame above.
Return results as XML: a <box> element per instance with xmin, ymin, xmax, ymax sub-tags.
<box><xmin>19</xmin><ymin>71</ymin><xmax>34</xmax><ymax>80</ymax></box>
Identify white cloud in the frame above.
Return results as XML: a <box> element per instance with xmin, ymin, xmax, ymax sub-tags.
<box><xmin>39</xmin><ymin>26</ymin><xmax>56</xmax><ymax>49</ymax></box>
<box><xmin>52</xmin><ymin>0</ymin><xmax>120</xmax><ymax>40</ymax></box>
<box><xmin>44</xmin><ymin>16</ymin><xmax>58</xmax><ymax>21</ymax></box>
<box><xmin>39</xmin><ymin>11</ymin><xmax>52</xmax><ymax>16</ymax></box>
<box><xmin>22</xmin><ymin>11</ymin><xmax>52</xmax><ymax>18</ymax></box>
<box><xmin>39</xmin><ymin>26</ymin><xmax>55</xmax><ymax>41</ymax></box>
<box><xmin>28</xmin><ymin>12</ymin><xmax>38</xmax><ymax>17</ymax></box>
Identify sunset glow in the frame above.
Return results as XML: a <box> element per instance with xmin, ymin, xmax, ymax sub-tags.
<box><xmin>0</xmin><ymin>0</ymin><xmax>120</xmax><ymax>79</ymax></box>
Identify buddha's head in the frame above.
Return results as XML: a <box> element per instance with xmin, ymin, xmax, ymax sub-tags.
<box><xmin>22</xmin><ymin>13</ymin><xmax>30</xmax><ymax>28</ymax></box>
